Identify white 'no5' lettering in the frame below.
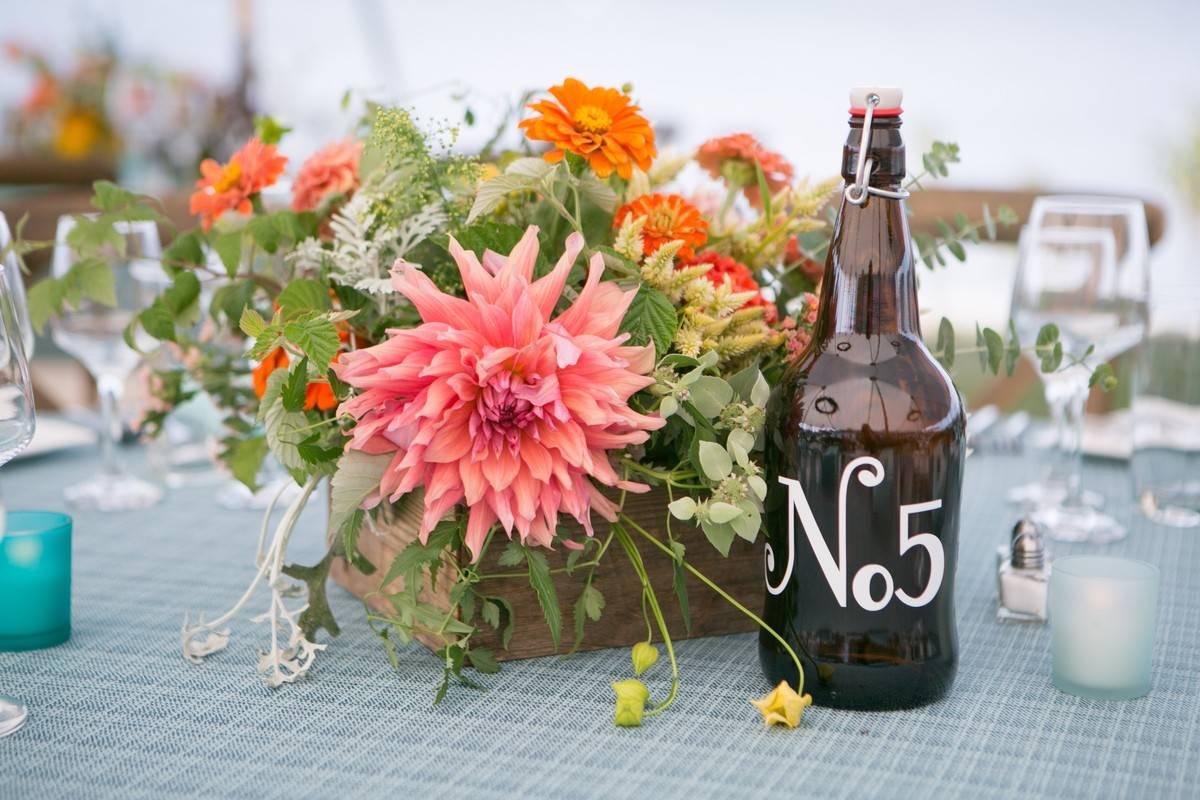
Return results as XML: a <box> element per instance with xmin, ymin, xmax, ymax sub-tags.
<box><xmin>764</xmin><ymin>457</ymin><xmax>945</xmax><ymax>611</ymax></box>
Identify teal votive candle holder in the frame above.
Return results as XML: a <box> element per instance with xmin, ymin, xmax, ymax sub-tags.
<box><xmin>1050</xmin><ymin>555</ymin><xmax>1159</xmax><ymax>701</ymax></box>
<box><xmin>0</xmin><ymin>511</ymin><xmax>72</xmax><ymax>651</ymax></box>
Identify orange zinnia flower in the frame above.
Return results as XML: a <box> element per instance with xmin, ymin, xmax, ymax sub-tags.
<box><xmin>251</xmin><ymin>347</ymin><xmax>338</xmax><ymax>412</ymax></box>
<box><xmin>614</xmin><ymin>193</ymin><xmax>708</xmax><ymax>260</ymax></box>
<box><xmin>696</xmin><ymin>133</ymin><xmax>794</xmax><ymax>208</ymax></box>
<box><xmin>519</xmin><ymin>78</ymin><xmax>656</xmax><ymax>180</ymax></box>
<box><xmin>190</xmin><ymin>137</ymin><xmax>287</xmax><ymax>231</ymax></box>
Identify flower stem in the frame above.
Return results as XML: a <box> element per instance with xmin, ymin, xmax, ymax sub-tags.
<box><xmin>613</xmin><ymin>522</ymin><xmax>679</xmax><ymax>715</ymax></box>
<box><xmin>618</xmin><ymin>512</ymin><xmax>805</xmax><ymax>695</ymax></box>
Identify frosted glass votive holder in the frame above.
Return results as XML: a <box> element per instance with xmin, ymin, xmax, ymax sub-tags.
<box><xmin>0</xmin><ymin>511</ymin><xmax>72</xmax><ymax>651</ymax></box>
<box><xmin>1050</xmin><ymin>556</ymin><xmax>1159</xmax><ymax>701</ymax></box>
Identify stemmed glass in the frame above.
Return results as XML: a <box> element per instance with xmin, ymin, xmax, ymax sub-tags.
<box><xmin>1009</xmin><ymin>197</ymin><xmax>1150</xmax><ymax>542</ymax></box>
<box><xmin>50</xmin><ymin>215</ymin><xmax>164</xmax><ymax>511</ymax></box>
<box><xmin>0</xmin><ymin>212</ymin><xmax>36</xmax><ymax>357</ymax></box>
<box><xmin>0</xmin><ymin>257</ymin><xmax>38</xmax><ymax>737</ymax></box>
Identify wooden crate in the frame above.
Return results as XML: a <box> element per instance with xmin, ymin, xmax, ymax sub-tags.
<box><xmin>329</xmin><ymin>489</ymin><xmax>762</xmax><ymax>661</ymax></box>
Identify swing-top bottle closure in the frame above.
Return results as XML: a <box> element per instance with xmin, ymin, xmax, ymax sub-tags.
<box><xmin>843</xmin><ymin>86</ymin><xmax>910</xmax><ymax>205</ymax></box>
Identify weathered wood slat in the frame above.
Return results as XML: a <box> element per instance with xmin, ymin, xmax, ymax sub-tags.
<box><xmin>329</xmin><ymin>488</ymin><xmax>763</xmax><ymax>661</ymax></box>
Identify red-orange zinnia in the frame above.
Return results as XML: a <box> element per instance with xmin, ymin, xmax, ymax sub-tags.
<box><xmin>519</xmin><ymin>78</ymin><xmax>656</xmax><ymax>180</ymax></box>
<box><xmin>189</xmin><ymin>137</ymin><xmax>287</xmax><ymax>231</ymax></box>
<box><xmin>696</xmin><ymin>133</ymin><xmax>794</xmax><ymax>208</ymax></box>
<box><xmin>614</xmin><ymin>193</ymin><xmax>708</xmax><ymax>260</ymax></box>
<box><xmin>251</xmin><ymin>347</ymin><xmax>337</xmax><ymax>412</ymax></box>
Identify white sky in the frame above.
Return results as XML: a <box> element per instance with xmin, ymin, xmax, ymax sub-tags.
<box><xmin>3</xmin><ymin>0</ymin><xmax>1199</xmax><ymax>325</ymax></box>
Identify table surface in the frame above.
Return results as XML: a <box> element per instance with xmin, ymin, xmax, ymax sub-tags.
<box><xmin>1</xmin><ymin>447</ymin><xmax>1197</xmax><ymax>800</ymax></box>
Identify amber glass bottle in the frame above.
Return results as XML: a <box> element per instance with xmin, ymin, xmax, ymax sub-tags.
<box><xmin>758</xmin><ymin>89</ymin><xmax>966</xmax><ymax>710</ymax></box>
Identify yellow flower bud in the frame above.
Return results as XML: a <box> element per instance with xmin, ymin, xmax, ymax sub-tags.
<box><xmin>611</xmin><ymin>679</ymin><xmax>650</xmax><ymax>727</ymax></box>
<box><xmin>750</xmin><ymin>680</ymin><xmax>812</xmax><ymax>729</ymax></box>
<box><xmin>631</xmin><ymin>641</ymin><xmax>659</xmax><ymax>676</ymax></box>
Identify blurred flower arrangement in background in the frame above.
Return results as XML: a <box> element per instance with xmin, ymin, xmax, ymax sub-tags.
<box><xmin>3</xmin><ymin>40</ymin><xmax>252</xmax><ymax>188</ymax></box>
<box><xmin>19</xmin><ymin>75</ymin><xmax>1047</xmax><ymax>729</ymax></box>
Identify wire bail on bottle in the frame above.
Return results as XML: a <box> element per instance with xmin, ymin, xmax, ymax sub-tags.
<box><xmin>844</xmin><ymin>92</ymin><xmax>911</xmax><ymax>206</ymax></box>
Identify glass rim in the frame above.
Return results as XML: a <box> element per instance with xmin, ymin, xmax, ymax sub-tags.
<box><xmin>1032</xmin><ymin>194</ymin><xmax>1146</xmax><ymax>212</ymax></box>
<box><xmin>3</xmin><ymin>510</ymin><xmax>73</xmax><ymax>537</ymax></box>
<box><xmin>1053</xmin><ymin>554</ymin><xmax>1159</xmax><ymax>582</ymax></box>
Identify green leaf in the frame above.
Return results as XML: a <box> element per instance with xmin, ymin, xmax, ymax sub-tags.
<box><xmin>981</xmin><ymin>327</ymin><xmax>1004</xmax><ymax>374</ymax></box>
<box><xmin>946</xmin><ymin>239</ymin><xmax>967</xmax><ymax>261</ymax></box>
<box><xmin>281</xmin><ymin>547</ymin><xmax>341</xmax><ymax>640</ymax></box>
<box><xmin>525</xmin><ymin>549</ymin><xmax>562</xmax><ymax>649</ymax></box>
<box><xmin>451</xmin><ymin>221</ymin><xmax>528</xmax><ymax>261</ymax></box>
<box><xmin>277</xmin><ymin>278</ymin><xmax>331</xmax><ymax>317</ymax></box>
<box><xmin>701</xmin><ymin>519</ymin><xmax>735</xmax><ymax>557</ymax></box>
<box><xmin>1036</xmin><ymin>323</ymin><xmax>1062</xmax><ymax>372</ymax></box>
<box><xmin>670</xmin><ymin>539</ymin><xmax>690</xmax><ymax>634</ymax></box>
<box><xmin>212</xmin><ymin>230</ymin><xmax>243</xmax><ymax>278</ymax></box>
<box><xmin>697</xmin><ymin>441</ymin><xmax>733</xmax><ymax>481</ymax></box>
<box><xmin>68</xmin><ymin>257</ymin><xmax>116</xmax><ymax>307</ymax></box>
<box><xmin>468</xmin><ymin>647</ymin><xmax>500</xmax><ymax>674</ymax></box>
<box><xmin>481</xmin><ymin>599</ymin><xmax>501</xmax><ymax>630</ymax></box>
<box><xmin>162</xmin><ymin>271</ymin><xmax>201</xmax><ymax>318</ymax></box>
<box><xmin>575</xmin><ymin>172</ymin><xmax>618</xmax><ymax>213</ymax></box>
<box><xmin>254</xmin><ymin>114</ymin><xmax>292</xmax><ymax>145</ymax></box>
<box><xmin>1005</xmin><ymin>319</ymin><xmax>1021</xmax><ymax>376</ymax></box>
<box><xmin>224</xmin><ymin>435</ymin><xmax>268</xmax><ymax>492</ymax></box>
<box><xmin>328</xmin><ymin>449</ymin><xmax>393</xmax><ymax>538</ymax></box>
<box><xmin>1089</xmin><ymin>362</ymin><xmax>1118</xmax><ymax>392</ymax></box>
<box><xmin>488</xmin><ymin>595</ymin><xmax>516</xmax><ymax>650</ymax></box>
<box><xmin>582</xmin><ymin>584</ymin><xmax>605</xmax><ymax>621</ymax></box>
<box><xmin>936</xmin><ymin>316</ymin><xmax>955</xmax><ymax>369</ymax></box>
<box><xmin>163</xmin><ymin>230</ymin><xmax>204</xmax><ymax>267</ymax></box>
<box><xmin>247</xmin><ymin>214</ymin><xmax>282</xmax><ymax>254</ymax></box>
<box><xmin>618</xmin><ymin>285</ymin><xmax>677</xmax><ymax>357</ymax></box>
<box><xmin>282</xmin><ymin>357</ymin><xmax>309</xmax><ymax>413</ymax></box>
<box><xmin>26</xmin><ymin>278</ymin><xmax>65</xmax><ymax>333</ymax></box>
<box><xmin>283</xmin><ymin>315</ymin><xmax>340</xmax><ymax>367</ymax></box>
<box><xmin>688</xmin><ymin>375</ymin><xmax>733</xmax><ymax>419</ymax></box>
<box><xmin>380</xmin><ymin>518</ymin><xmax>458</xmax><ymax>588</ymax></box>
<box><xmin>497</xmin><ymin>540</ymin><xmax>526</xmax><ymax>567</ymax></box>
<box><xmin>668</xmin><ymin>496</ymin><xmax>697</xmax><ymax>520</ymax></box>
<box><xmin>138</xmin><ymin>303</ymin><xmax>176</xmax><ymax>342</ymax></box>
<box><xmin>239</xmin><ymin>307</ymin><xmax>268</xmax><ymax>338</ymax></box>
<box><xmin>753</xmin><ymin>161</ymin><xmax>773</xmax><ymax>221</ymax></box>
<box><xmin>982</xmin><ymin>204</ymin><xmax>997</xmax><ymax>241</ymax></box>
<box><xmin>468</xmin><ymin>158</ymin><xmax>556</xmax><ymax>223</ymax></box>
<box><xmin>709</xmin><ymin>501</ymin><xmax>742</xmax><ymax>524</ymax></box>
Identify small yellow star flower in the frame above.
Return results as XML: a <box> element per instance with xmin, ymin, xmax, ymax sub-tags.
<box><xmin>611</xmin><ymin>679</ymin><xmax>650</xmax><ymax>727</ymax></box>
<box><xmin>750</xmin><ymin>680</ymin><xmax>812</xmax><ymax>728</ymax></box>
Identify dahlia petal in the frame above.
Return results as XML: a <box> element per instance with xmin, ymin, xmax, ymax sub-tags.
<box><xmin>531</xmin><ymin>232</ymin><xmax>584</xmax><ymax>318</ymax></box>
<box><xmin>390</xmin><ymin>259</ymin><xmax>479</xmax><ymax>326</ymax></box>
<box><xmin>465</xmin><ymin>505</ymin><xmax>497</xmax><ymax>561</ymax></box>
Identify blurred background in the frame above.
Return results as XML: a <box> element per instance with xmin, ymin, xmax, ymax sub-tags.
<box><xmin>1</xmin><ymin>0</ymin><xmax>1198</xmax><ymax>437</ymax></box>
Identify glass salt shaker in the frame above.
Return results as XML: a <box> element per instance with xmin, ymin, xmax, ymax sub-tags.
<box><xmin>997</xmin><ymin>518</ymin><xmax>1050</xmax><ymax>623</ymax></box>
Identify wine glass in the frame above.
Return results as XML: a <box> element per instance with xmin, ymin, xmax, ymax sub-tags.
<box><xmin>50</xmin><ymin>215</ymin><xmax>164</xmax><ymax>511</ymax></box>
<box><xmin>0</xmin><ymin>258</ymin><xmax>38</xmax><ymax>737</ymax></box>
<box><xmin>0</xmin><ymin>212</ymin><xmax>36</xmax><ymax>357</ymax></box>
<box><xmin>1009</xmin><ymin>201</ymin><xmax>1150</xmax><ymax>542</ymax></box>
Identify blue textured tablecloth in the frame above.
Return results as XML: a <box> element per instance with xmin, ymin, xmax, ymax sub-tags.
<box><xmin>1</xmin><ymin>447</ymin><xmax>1197</xmax><ymax>799</ymax></box>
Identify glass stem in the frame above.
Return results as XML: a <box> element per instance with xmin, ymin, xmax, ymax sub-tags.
<box><xmin>1058</xmin><ymin>367</ymin><xmax>1091</xmax><ymax>506</ymax></box>
<box><xmin>97</xmin><ymin>374</ymin><xmax>124</xmax><ymax>477</ymax></box>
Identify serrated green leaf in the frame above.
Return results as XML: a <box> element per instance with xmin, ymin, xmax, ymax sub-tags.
<box><xmin>497</xmin><ymin>540</ymin><xmax>525</xmax><ymax>567</ymax></box>
<box><xmin>619</xmin><ymin>285</ymin><xmax>676</xmax><ymax>357</ymax></box>
<box><xmin>283</xmin><ymin>315</ymin><xmax>340</xmax><ymax>367</ymax></box>
<box><xmin>481</xmin><ymin>599</ymin><xmax>501</xmax><ymax>629</ymax></box>
<box><xmin>582</xmin><ymin>584</ymin><xmax>605</xmax><ymax>621</ymax></box>
<box><xmin>281</xmin><ymin>357</ymin><xmax>309</xmax><ymax>413</ymax></box>
<box><xmin>277</xmin><ymin>278</ymin><xmax>331</xmax><ymax>317</ymax></box>
<box><xmin>525</xmin><ymin>549</ymin><xmax>562</xmax><ymax>649</ymax></box>
<box><xmin>239</xmin><ymin>307</ymin><xmax>267</xmax><ymax>338</ymax></box>
<box><xmin>468</xmin><ymin>647</ymin><xmax>500</xmax><ymax>674</ymax></box>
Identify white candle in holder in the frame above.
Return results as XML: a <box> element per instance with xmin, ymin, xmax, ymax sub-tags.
<box><xmin>1050</xmin><ymin>556</ymin><xmax>1159</xmax><ymax>700</ymax></box>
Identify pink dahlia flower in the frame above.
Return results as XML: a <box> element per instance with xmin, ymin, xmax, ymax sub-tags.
<box><xmin>291</xmin><ymin>139</ymin><xmax>363</xmax><ymax>212</ymax></box>
<box><xmin>333</xmin><ymin>226</ymin><xmax>665</xmax><ymax>560</ymax></box>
